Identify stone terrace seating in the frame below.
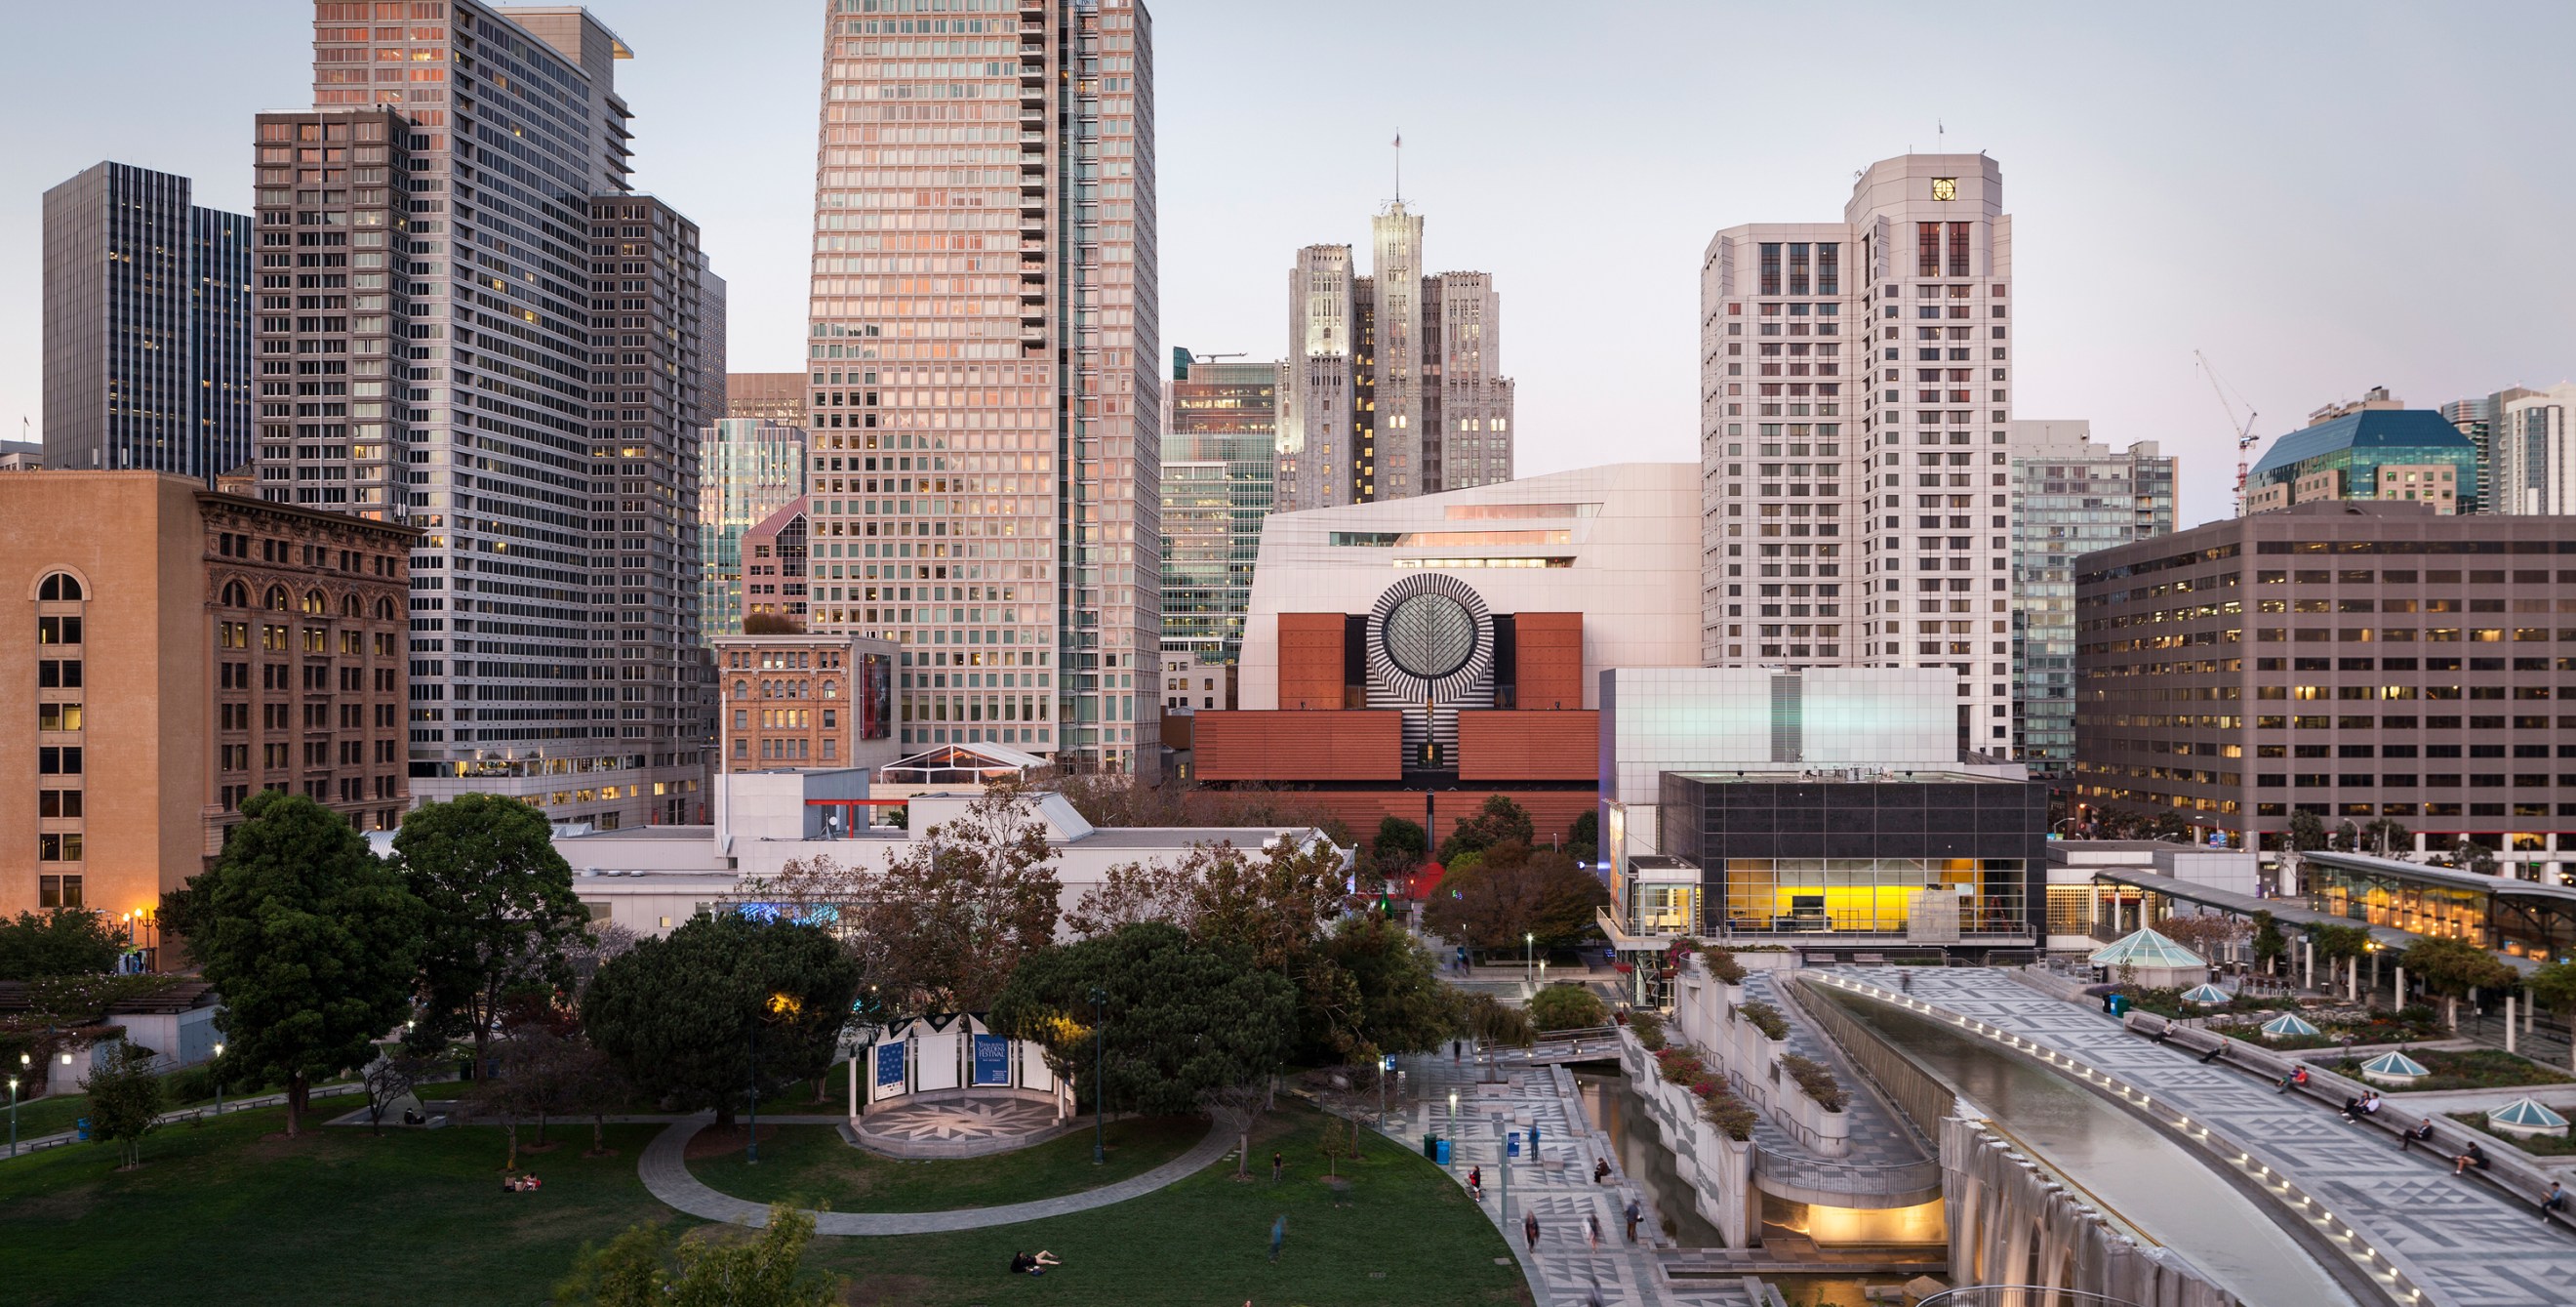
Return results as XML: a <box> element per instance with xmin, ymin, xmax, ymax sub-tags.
<box><xmin>2127</xmin><ymin>1012</ymin><xmax>2576</xmax><ymax>1232</ymax></box>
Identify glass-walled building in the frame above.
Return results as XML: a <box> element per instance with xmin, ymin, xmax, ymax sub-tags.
<box><xmin>2302</xmin><ymin>850</ymin><xmax>2576</xmax><ymax>962</ymax></box>
<box><xmin>699</xmin><ymin>419</ymin><xmax>807</xmax><ymax>636</ymax></box>
<box><xmin>2008</xmin><ymin>422</ymin><xmax>2173</xmax><ymax>774</ymax></box>
<box><xmin>2244</xmin><ymin>406</ymin><xmax>2480</xmax><ymax>514</ymax></box>
<box><xmin>1159</xmin><ymin>353</ymin><xmax>1277</xmax><ymax>665</ymax></box>
<box><xmin>1654</xmin><ymin>770</ymin><xmax>2046</xmax><ymax>958</ymax></box>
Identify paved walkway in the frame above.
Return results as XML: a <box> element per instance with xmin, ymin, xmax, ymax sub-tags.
<box><xmin>1394</xmin><ymin>1053</ymin><xmax>1777</xmax><ymax>1307</ymax></box>
<box><xmin>1736</xmin><ymin>971</ymin><xmax>1937</xmax><ymax>1198</ymax></box>
<box><xmin>1840</xmin><ymin>965</ymin><xmax>2576</xmax><ymax>1307</ymax></box>
<box><xmin>6</xmin><ymin>1082</ymin><xmax>373</xmax><ymax>1160</ymax></box>
<box><xmin>637</xmin><ymin>1113</ymin><xmax>1230</xmax><ymax>1235</ymax></box>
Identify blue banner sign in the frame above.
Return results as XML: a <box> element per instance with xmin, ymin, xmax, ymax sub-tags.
<box><xmin>875</xmin><ymin>1041</ymin><xmax>906</xmax><ymax>1088</ymax></box>
<box><xmin>972</xmin><ymin>1034</ymin><xmax>1011</xmax><ymax>1086</ymax></box>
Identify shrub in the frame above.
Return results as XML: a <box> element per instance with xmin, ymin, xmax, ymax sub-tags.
<box><xmin>1698</xmin><ymin>945</ymin><xmax>1747</xmax><ymax>985</ymax></box>
<box><xmin>1630</xmin><ymin>1012</ymin><xmax>1666</xmax><ymax>1051</ymax></box>
<box><xmin>1527</xmin><ymin>984</ymin><xmax>1607</xmax><ymax>1032</ymax></box>
<box><xmin>167</xmin><ymin>1068</ymin><xmax>216</xmax><ymax>1106</ymax></box>
<box><xmin>1737</xmin><ymin>1000</ymin><xmax>1790</xmax><ymax>1042</ymax></box>
<box><xmin>1656</xmin><ymin>1049</ymin><xmax>1706</xmax><ymax>1085</ymax></box>
<box><xmin>1780</xmin><ymin>1053</ymin><xmax>1847</xmax><ymax>1113</ymax></box>
<box><xmin>1697</xmin><ymin>1086</ymin><xmax>1757</xmax><ymax>1140</ymax></box>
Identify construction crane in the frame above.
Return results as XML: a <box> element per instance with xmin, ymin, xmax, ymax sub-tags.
<box><xmin>2194</xmin><ymin>350</ymin><xmax>2261</xmax><ymax>516</ymax></box>
<box><xmin>1173</xmin><ymin>347</ymin><xmax>1247</xmax><ymax>380</ymax></box>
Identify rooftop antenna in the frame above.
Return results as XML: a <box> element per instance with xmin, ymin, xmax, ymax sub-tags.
<box><xmin>1392</xmin><ymin>129</ymin><xmax>1402</xmax><ymax>203</ymax></box>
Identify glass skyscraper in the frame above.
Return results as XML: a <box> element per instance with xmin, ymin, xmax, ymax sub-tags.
<box><xmin>700</xmin><ymin>419</ymin><xmax>809</xmax><ymax>636</ymax></box>
<box><xmin>41</xmin><ymin>162</ymin><xmax>252</xmax><ymax>482</ymax></box>
<box><xmin>1160</xmin><ymin>353</ymin><xmax>1276</xmax><ymax>665</ymax></box>
<box><xmin>802</xmin><ymin>0</ymin><xmax>1161</xmax><ymax>775</ymax></box>
<box><xmin>2008</xmin><ymin>421</ymin><xmax>2174</xmax><ymax>773</ymax></box>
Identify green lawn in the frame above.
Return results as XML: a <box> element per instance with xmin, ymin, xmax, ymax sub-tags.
<box><xmin>0</xmin><ymin>1100</ymin><xmax>1526</xmax><ymax>1307</ymax></box>
<box><xmin>688</xmin><ymin>1115</ymin><xmax>1204</xmax><ymax>1211</ymax></box>
<box><xmin>2448</xmin><ymin>1111</ymin><xmax>2576</xmax><ymax>1156</ymax></box>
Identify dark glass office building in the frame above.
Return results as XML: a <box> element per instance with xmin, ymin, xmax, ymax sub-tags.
<box><xmin>1657</xmin><ymin>769</ymin><xmax>2047</xmax><ymax>958</ymax></box>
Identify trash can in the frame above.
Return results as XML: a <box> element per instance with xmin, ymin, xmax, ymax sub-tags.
<box><xmin>76</xmin><ymin>1117</ymin><xmax>92</xmax><ymax>1142</ymax></box>
<box><xmin>2108</xmin><ymin>994</ymin><xmax>2129</xmax><ymax>1017</ymax></box>
<box><xmin>1423</xmin><ymin>1132</ymin><xmax>1439</xmax><ymax>1160</ymax></box>
<box><xmin>1434</xmin><ymin>1138</ymin><xmax>1452</xmax><ymax>1165</ymax></box>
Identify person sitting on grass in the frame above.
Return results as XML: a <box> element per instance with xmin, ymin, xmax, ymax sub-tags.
<box><xmin>2454</xmin><ymin>1141</ymin><xmax>2490</xmax><ymax>1176</ymax></box>
<box><xmin>1008</xmin><ymin>1251</ymin><xmax>1061</xmax><ymax>1276</ymax></box>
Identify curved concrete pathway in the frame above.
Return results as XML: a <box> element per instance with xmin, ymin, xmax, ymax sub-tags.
<box><xmin>639</xmin><ymin>1113</ymin><xmax>1231</xmax><ymax>1235</ymax></box>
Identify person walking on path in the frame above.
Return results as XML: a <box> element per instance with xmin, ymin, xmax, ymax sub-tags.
<box><xmin>1270</xmin><ymin>1151</ymin><xmax>1283</xmax><ymax>1183</ymax></box>
<box><xmin>1468</xmin><ymin>1165</ymin><xmax>1483</xmax><ymax>1201</ymax></box>
<box><xmin>1587</xmin><ymin>1212</ymin><xmax>1603</xmax><ymax>1250</ymax></box>
<box><xmin>1624</xmin><ymin>1198</ymin><xmax>1642</xmax><ymax>1243</ymax></box>
<box><xmin>1523</xmin><ymin>1209</ymin><xmax>1541</xmax><ymax>1251</ymax></box>
<box><xmin>1268</xmin><ymin>1214</ymin><xmax>1286</xmax><ymax>1262</ymax></box>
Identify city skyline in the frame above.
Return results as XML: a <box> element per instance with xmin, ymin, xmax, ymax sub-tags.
<box><xmin>9</xmin><ymin>3</ymin><xmax>2576</xmax><ymax>533</ymax></box>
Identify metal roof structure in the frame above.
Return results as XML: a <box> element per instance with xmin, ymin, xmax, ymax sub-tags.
<box><xmin>2087</xmin><ymin>927</ymin><xmax>2205</xmax><ymax>969</ymax></box>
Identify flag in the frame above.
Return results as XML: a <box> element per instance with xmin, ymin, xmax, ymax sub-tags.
<box><xmin>1393</xmin><ymin>132</ymin><xmax>1401</xmax><ymax>147</ymax></box>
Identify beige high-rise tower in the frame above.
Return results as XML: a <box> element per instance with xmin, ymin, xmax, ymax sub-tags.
<box><xmin>802</xmin><ymin>0</ymin><xmax>1160</xmax><ymax>777</ymax></box>
<box><xmin>1281</xmin><ymin>188</ymin><xmax>1511</xmax><ymax>512</ymax></box>
<box><xmin>1701</xmin><ymin>154</ymin><xmax>2016</xmax><ymax>756</ymax></box>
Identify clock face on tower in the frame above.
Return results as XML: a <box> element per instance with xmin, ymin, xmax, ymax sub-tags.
<box><xmin>1931</xmin><ymin>178</ymin><xmax>1957</xmax><ymax>201</ymax></box>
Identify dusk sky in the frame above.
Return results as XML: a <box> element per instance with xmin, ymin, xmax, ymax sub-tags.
<box><xmin>4</xmin><ymin>1</ymin><xmax>2573</xmax><ymax>528</ymax></box>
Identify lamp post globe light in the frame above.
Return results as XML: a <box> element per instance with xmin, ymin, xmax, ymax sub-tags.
<box><xmin>8</xmin><ymin>1073</ymin><xmax>18</xmax><ymax>1159</ymax></box>
<box><xmin>748</xmin><ymin>992</ymin><xmax>802</xmax><ymax>1164</ymax></box>
<box><xmin>1525</xmin><ymin>932</ymin><xmax>1534</xmax><ymax>988</ymax></box>
<box><xmin>212</xmin><ymin>1042</ymin><xmax>225</xmax><ymax>1116</ymax></box>
<box><xmin>1088</xmin><ymin>987</ymin><xmax>1108</xmax><ymax>1164</ymax></box>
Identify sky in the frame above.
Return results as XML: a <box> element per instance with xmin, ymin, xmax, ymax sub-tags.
<box><xmin>4</xmin><ymin>1</ymin><xmax>2575</xmax><ymax>529</ymax></box>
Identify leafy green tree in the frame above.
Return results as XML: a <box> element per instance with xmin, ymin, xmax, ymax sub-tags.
<box><xmin>1462</xmin><ymin>991</ymin><xmax>1533</xmax><ymax>1050</ymax></box>
<box><xmin>1065</xmin><ymin>837</ymin><xmax>1349</xmax><ymax>973</ymax></box>
<box><xmin>553</xmin><ymin>1205</ymin><xmax>838</xmax><ymax>1307</ymax></box>
<box><xmin>2527</xmin><ymin>960</ymin><xmax>2576</xmax><ymax>1074</ymax></box>
<box><xmin>1316</xmin><ymin>914</ymin><xmax>1459</xmax><ymax>1056</ymax></box>
<box><xmin>2250</xmin><ymin>910</ymin><xmax>2288</xmax><ymax>975</ymax></box>
<box><xmin>0</xmin><ymin>908</ymin><xmax>125</xmax><ymax>980</ymax></box>
<box><xmin>163</xmin><ymin>791</ymin><xmax>423</xmax><ymax>1135</ymax></box>
<box><xmin>82</xmin><ymin>1042</ymin><xmax>166</xmax><ymax>1169</ymax></box>
<box><xmin>1436</xmin><ymin>795</ymin><xmax>1536</xmax><ymax>862</ymax></box>
<box><xmin>992</xmin><ymin>921</ymin><xmax>1298</xmax><ymax>1124</ymax></box>
<box><xmin>394</xmin><ymin>794</ymin><xmax>593</xmax><ymax>1073</ymax></box>
<box><xmin>1423</xmin><ymin>841</ymin><xmax>1608</xmax><ymax>950</ymax></box>
<box><xmin>1564</xmin><ymin>808</ymin><xmax>1600</xmax><ymax>869</ymax></box>
<box><xmin>1527</xmin><ymin>984</ymin><xmax>1607</xmax><ymax>1032</ymax></box>
<box><xmin>2285</xmin><ymin>809</ymin><xmax>2328</xmax><ymax>853</ymax></box>
<box><xmin>2401</xmin><ymin>934</ymin><xmax>2515</xmax><ymax>1029</ymax></box>
<box><xmin>853</xmin><ymin>785</ymin><xmax>1062</xmax><ymax>1014</ymax></box>
<box><xmin>2448</xmin><ymin>836</ymin><xmax>2499</xmax><ymax>876</ymax></box>
<box><xmin>582</xmin><ymin>913</ymin><xmax>863</xmax><ymax>1127</ymax></box>
<box><xmin>1373</xmin><ymin>816</ymin><xmax>1429</xmax><ymax>866</ymax></box>
<box><xmin>2360</xmin><ymin>817</ymin><xmax>2412</xmax><ymax>860</ymax></box>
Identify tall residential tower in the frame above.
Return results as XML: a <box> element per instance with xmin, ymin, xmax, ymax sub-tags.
<box><xmin>2006</xmin><ymin>421</ymin><xmax>2173</xmax><ymax>773</ymax></box>
<box><xmin>1159</xmin><ymin>351</ymin><xmax>1276</xmax><ymax>664</ymax></box>
<box><xmin>802</xmin><ymin>0</ymin><xmax>1160</xmax><ymax>775</ymax></box>
<box><xmin>42</xmin><ymin>163</ymin><xmax>252</xmax><ymax>482</ymax></box>
<box><xmin>1700</xmin><ymin>154</ymin><xmax>2016</xmax><ymax>753</ymax></box>
<box><xmin>260</xmin><ymin>4</ymin><xmax>712</xmax><ymax>829</ymax></box>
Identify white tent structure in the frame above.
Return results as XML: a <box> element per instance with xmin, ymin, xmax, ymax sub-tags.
<box><xmin>2089</xmin><ymin>927</ymin><xmax>2210</xmax><ymax>988</ymax></box>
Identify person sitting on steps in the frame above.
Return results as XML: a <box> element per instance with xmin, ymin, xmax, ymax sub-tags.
<box><xmin>2398</xmin><ymin>1117</ymin><xmax>2436</xmax><ymax>1152</ymax></box>
<box><xmin>2454</xmin><ymin>1141</ymin><xmax>2490</xmax><ymax>1176</ymax></box>
<box><xmin>2274</xmin><ymin>1065</ymin><xmax>2309</xmax><ymax>1093</ymax></box>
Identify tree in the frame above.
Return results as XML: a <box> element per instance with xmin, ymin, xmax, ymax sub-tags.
<box><xmin>2157</xmin><ymin>912</ymin><xmax>2249</xmax><ymax>966</ymax></box>
<box><xmin>1065</xmin><ymin>837</ymin><xmax>1348</xmax><ymax>971</ymax></box>
<box><xmin>559</xmin><ymin>1038</ymin><xmax>634</xmax><ymax>1156</ymax></box>
<box><xmin>1564</xmin><ymin>809</ymin><xmax>1600</xmax><ymax>868</ymax></box>
<box><xmin>853</xmin><ymin>785</ymin><xmax>1062</xmax><ymax>1014</ymax></box>
<box><xmin>2401</xmin><ymin>935</ymin><xmax>2515</xmax><ymax>1029</ymax></box>
<box><xmin>2448</xmin><ymin>836</ymin><xmax>2499</xmax><ymax>877</ymax></box>
<box><xmin>553</xmin><ymin>1205</ymin><xmax>839</xmax><ymax>1307</ymax></box>
<box><xmin>991</xmin><ymin>922</ymin><xmax>1298</xmax><ymax>1130</ymax></box>
<box><xmin>1372</xmin><ymin>816</ymin><xmax>1429</xmax><ymax>868</ymax></box>
<box><xmin>395</xmin><ymin>794</ymin><xmax>594</xmax><ymax>1076</ymax></box>
<box><xmin>2527</xmin><ymin>960</ymin><xmax>2576</xmax><ymax>1074</ymax></box>
<box><xmin>2285</xmin><ymin>809</ymin><xmax>2328</xmax><ymax>853</ymax></box>
<box><xmin>2360</xmin><ymin>817</ymin><xmax>2412</xmax><ymax>860</ymax></box>
<box><xmin>163</xmin><ymin>790</ymin><xmax>423</xmax><ymax>1136</ymax></box>
<box><xmin>1527</xmin><ymin>984</ymin><xmax>1608</xmax><ymax>1032</ymax></box>
<box><xmin>1462</xmin><ymin>992</ymin><xmax>1533</xmax><ymax>1050</ymax></box>
<box><xmin>1316</xmin><ymin>914</ymin><xmax>1460</xmax><ymax>1058</ymax></box>
<box><xmin>582</xmin><ymin>913</ymin><xmax>863</xmax><ymax>1127</ymax></box>
<box><xmin>1316</xmin><ymin>1113</ymin><xmax>1348</xmax><ymax>1178</ymax></box>
<box><xmin>362</xmin><ymin>1047</ymin><xmax>439</xmax><ymax>1135</ymax></box>
<box><xmin>465</xmin><ymin>1022</ymin><xmax>593</xmax><ymax>1169</ymax></box>
<box><xmin>2250</xmin><ymin>910</ymin><xmax>2288</xmax><ymax>975</ymax></box>
<box><xmin>1423</xmin><ymin>841</ymin><xmax>1609</xmax><ymax>950</ymax></box>
<box><xmin>1437</xmin><ymin>795</ymin><xmax>1535</xmax><ymax>863</ymax></box>
<box><xmin>82</xmin><ymin>1042</ymin><xmax>165</xmax><ymax>1169</ymax></box>
<box><xmin>0</xmin><ymin>908</ymin><xmax>125</xmax><ymax>980</ymax></box>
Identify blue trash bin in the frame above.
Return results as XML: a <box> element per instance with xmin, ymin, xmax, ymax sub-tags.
<box><xmin>2108</xmin><ymin>994</ymin><xmax>2129</xmax><ymax>1017</ymax></box>
<box><xmin>76</xmin><ymin>1117</ymin><xmax>93</xmax><ymax>1141</ymax></box>
<box><xmin>1434</xmin><ymin>1138</ymin><xmax>1452</xmax><ymax>1165</ymax></box>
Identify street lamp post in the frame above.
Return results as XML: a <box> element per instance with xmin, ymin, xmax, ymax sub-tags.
<box><xmin>1447</xmin><ymin>1088</ymin><xmax>1459</xmax><ymax>1166</ymax></box>
<box><xmin>8</xmin><ymin>1074</ymin><xmax>18</xmax><ymax>1158</ymax></box>
<box><xmin>1524</xmin><ymin>932</ymin><xmax>1534</xmax><ymax>990</ymax></box>
<box><xmin>212</xmin><ymin>1042</ymin><xmax>225</xmax><ymax>1117</ymax></box>
<box><xmin>1089</xmin><ymin>987</ymin><xmax>1108</xmax><ymax>1164</ymax></box>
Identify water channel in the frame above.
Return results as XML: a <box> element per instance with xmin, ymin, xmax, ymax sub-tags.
<box><xmin>1819</xmin><ymin>989</ymin><xmax>2365</xmax><ymax>1307</ymax></box>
